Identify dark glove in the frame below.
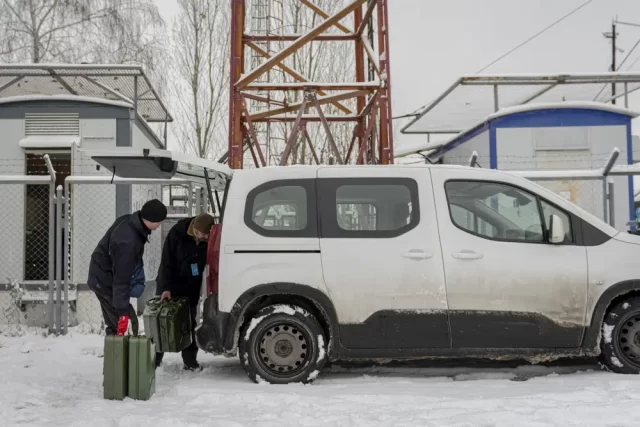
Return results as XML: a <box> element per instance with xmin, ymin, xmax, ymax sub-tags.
<box><xmin>116</xmin><ymin>315</ymin><xmax>129</xmax><ymax>336</ymax></box>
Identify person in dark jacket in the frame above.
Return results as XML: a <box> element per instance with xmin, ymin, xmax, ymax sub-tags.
<box><xmin>88</xmin><ymin>199</ymin><xmax>167</xmax><ymax>336</ymax></box>
<box><xmin>155</xmin><ymin>213</ymin><xmax>216</xmax><ymax>371</ymax></box>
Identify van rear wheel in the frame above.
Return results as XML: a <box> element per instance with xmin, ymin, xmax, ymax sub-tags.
<box><xmin>599</xmin><ymin>297</ymin><xmax>640</xmax><ymax>374</ymax></box>
<box><xmin>239</xmin><ymin>304</ymin><xmax>327</xmax><ymax>384</ymax></box>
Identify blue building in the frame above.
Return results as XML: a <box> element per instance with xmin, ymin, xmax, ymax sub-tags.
<box><xmin>423</xmin><ymin>102</ymin><xmax>638</xmax><ymax>231</ymax></box>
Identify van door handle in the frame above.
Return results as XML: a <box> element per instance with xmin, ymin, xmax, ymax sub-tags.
<box><xmin>451</xmin><ymin>250</ymin><xmax>483</xmax><ymax>260</ymax></box>
<box><xmin>402</xmin><ymin>250</ymin><xmax>433</xmax><ymax>260</ymax></box>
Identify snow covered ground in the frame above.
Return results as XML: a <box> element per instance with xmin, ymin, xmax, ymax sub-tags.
<box><xmin>2</xmin><ymin>329</ymin><xmax>640</xmax><ymax>427</ymax></box>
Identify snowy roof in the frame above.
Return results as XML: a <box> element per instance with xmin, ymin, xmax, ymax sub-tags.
<box><xmin>19</xmin><ymin>135</ymin><xmax>81</xmax><ymax>149</ymax></box>
<box><xmin>0</xmin><ymin>94</ymin><xmax>133</xmax><ymax>109</ymax></box>
<box><xmin>400</xmin><ymin>72</ymin><xmax>640</xmax><ymax>135</ymax></box>
<box><xmin>486</xmin><ymin>101</ymin><xmax>640</xmax><ymax>120</ymax></box>
<box><xmin>0</xmin><ymin>64</ymin><xmax>172</xmax><ymax>122</ymax></box>
<box><xmin>396</xmin><ymin>101</ymin><xmax>640</xmax><ymax>158</ymax></box>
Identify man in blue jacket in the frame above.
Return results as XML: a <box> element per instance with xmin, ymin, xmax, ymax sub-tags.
<box><xmin>88</xmin><ymin>199</ymin><xmax>167</xmax><ymax>336</ymax></box>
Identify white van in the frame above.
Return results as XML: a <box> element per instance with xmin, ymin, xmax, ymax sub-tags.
<box><xmin>91</xmin><ymin>148</ymin><xmax>640</xmax><ymax>384</ymax></box>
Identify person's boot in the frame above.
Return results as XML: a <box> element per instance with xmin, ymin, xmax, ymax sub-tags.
<box><xmin>183</xmin><ymin>361</ymin><xmax>203</xmax><ymax>372</ymax></box>
<box><xmin>182</xmin><ymin>346</ymin><xmax>202</xmax><ymax>372</ymax></box>
<box><xmin>155</xmin><ymin>352</ymin><xmax>164</xmax><ymax>368</ymax></box>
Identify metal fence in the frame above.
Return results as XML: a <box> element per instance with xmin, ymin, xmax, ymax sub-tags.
<box><xmin>0</xmin><ymin>155</ymin><xmax>204</xmax><ymax>336</ymax></box>
<box><xmin>0</xmin><ymin>174</ymin><xmax>55</xmax><ymax>336</ymax></box>
<box><xmin>1</xmin><ymin>152</ymin><xmax>639</xmax><ymax>336</ymax></box>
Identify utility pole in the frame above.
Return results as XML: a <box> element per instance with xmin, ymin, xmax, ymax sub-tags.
<box><xmin>604</xmin><ymin>19</ymin><xmax>618</xmax><ymax>105</ymax></box>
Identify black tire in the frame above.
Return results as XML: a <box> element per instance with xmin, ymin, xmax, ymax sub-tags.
<box><xmin>599</xmin><ymin>296</ymin><xmax>640</xmax><ymax>374</ymax></box>
<box><xmin>239</xmin><ymin>304</ymin><xmax>327</xmax><ymax>384</ymax></box>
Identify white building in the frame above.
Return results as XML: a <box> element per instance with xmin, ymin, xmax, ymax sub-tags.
<box><xmin>0</xmin><ymin>65</ymin><xmax>173</xmax><ymax>328</ymax></box>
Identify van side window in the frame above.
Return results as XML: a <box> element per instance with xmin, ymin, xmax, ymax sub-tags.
<box><xmin>244</xmin><ymin>179</ymin><xmax>317</xmax><ymax>238</ymax></box>
<box><xmin>540</xmin><ymin>199</ymin><xmax>573</xmax><ymax>243</ymax></box>
<box><xmin>319</xmin><ymin>178</ymin><xmax>419</xmax><ymax>238</ymax></box>
<box><xmin>450</xmin><ymin>203</ymin><xmax>498</xmax><ymax>238</ymax></box>
<box><xmin>337</xmin><ymin>202</ymin><xmax>377</xmax><ymax>231</ymax></box>
<box><xmin>445</xmin><ymin>181</ymin><xmax>544</xmax><ymax>243</ymax></box>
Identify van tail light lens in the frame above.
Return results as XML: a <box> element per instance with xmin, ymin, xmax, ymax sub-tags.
<box><xmin>206</xmin><ymin>224</ymin><xmax>222</xmax><ymax>295</ymax></box>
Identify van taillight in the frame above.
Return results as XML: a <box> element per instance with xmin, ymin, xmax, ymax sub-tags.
<box><xmin>206</xmin><ymin>224</ymin><xmax>222</xmax><ymax>295</ymax></box>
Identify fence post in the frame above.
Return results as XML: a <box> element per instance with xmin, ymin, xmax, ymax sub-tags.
<box><xmin>55</xmin><ymin>185</ymin><xmax>64</xmax><ymax>335</ymax></box>
<box><xmin>48</xmin><ymin>182</ymin><xmax>56</xmax><ymax>334</ymax></box>
<box><xmin>43</xmin><ymin>154</ymin><xmax>57</xmax><ymax>335</ymax></box>
<box><xmin>63</xmin><ymin>179</ymin><xmax>70</xmax><ymax>334</ymax></box>
<box><xmin>608</xmin><ymin>178</ymin><xmax>615</xmax><ymax>228</ymax></box>
<box><xmin>187</xmin><ymin>183</ymin><xmax>193</xmax><ymax>216</ymax></box>
<box><xmin>602</xmin><ymin>178</ymin><xmax>609</xmax><ymax>224</ymax></box>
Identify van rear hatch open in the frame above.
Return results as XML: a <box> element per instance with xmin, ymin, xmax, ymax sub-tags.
<box><xmin>83</xmin><ymin>147</ymin><xmax>232</xmax><ymax>191</ymax></box>
<box><xmin>84</xmin><ymin>147</ymin><xmax>231</xmax><ymax>296</ymax></box>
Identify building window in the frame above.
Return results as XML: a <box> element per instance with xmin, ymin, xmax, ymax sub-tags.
<box><xmin>24</xmin><ymin>113</ymin><xmax>79</xmax><ymax>136</ymax></box>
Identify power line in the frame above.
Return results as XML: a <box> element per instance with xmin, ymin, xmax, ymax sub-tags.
<box><xmin>392</xmin><ymin>0</ymin><xmax>596</xmax><ymax>120</ymax></box>
<box><xmin>592</xmin><ymin>23</ymin><xmax>640</xmax><ymax>102</ymax></box>
<box><xmin>627</xmin><ymin>54</ymin><xmax>640</xmax><ymax>70</ymax></box>
<box><xmin>476</xmin><ymin>0</ymin><xmax>595</xmax><ymax>73</ymax></box>
<box><xmin>617</xmin><ymin>36</ymin><xmax>640</xmax><ymax>69</ymax></box>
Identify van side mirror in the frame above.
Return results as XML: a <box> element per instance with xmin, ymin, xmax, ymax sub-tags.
<box><xmin>548</xmin><ymin>214</ymin><xmax>565</xmax><ymax>244</ymax></box>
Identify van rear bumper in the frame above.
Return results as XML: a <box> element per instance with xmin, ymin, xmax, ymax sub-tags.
<box><xmin>195</xmin><ymin>294</ymin><xmax>232</xmax><ymax>354</ymax></box>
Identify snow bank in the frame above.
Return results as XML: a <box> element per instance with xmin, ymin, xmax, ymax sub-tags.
<box><xmin>3</xmin><ymin>331</ymin><xmax>640</xmax><ymax>426</ymax></box>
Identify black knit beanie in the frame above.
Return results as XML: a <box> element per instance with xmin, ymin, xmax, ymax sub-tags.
<box><xmin>140</xmin><ymin>199</ymin><xmax>167</xmax><ymax>223</ymax></box>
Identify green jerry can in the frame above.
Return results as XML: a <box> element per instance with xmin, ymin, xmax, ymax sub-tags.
<box><xmin>103</xmin><ymin>336</ymin><xmax>129</xmax><ymax>400</ymax></box>
<box><xmin>143</xmin><ymin>297</ymin><xmax>163</xmax><ymax>345</ymax></box>
<box><xmin>128</xmin><ymin>336</ymin><xmax>156</xmax><ymax>401</ymax></box>
<box><xmin>143</xmin><ymin>296</ymin><xmax>192</xmax><ymax>353</ymax></box>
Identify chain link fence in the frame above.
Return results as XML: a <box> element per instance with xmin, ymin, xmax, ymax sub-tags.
<box><xmin>0</xmin><ymin>181</ymin><xmax>54</xmax><ymax>335</ymax></box>
<box><xmin>0</xmin><ymin>154</ymin><xmax>200</xmax><ymax>335</ymax></box>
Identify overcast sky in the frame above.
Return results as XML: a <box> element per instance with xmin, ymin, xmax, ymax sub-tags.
<box><xmin>155</xmin><ymin>0</ymin><xmax>640</xmax><ymax>150</ymax></box>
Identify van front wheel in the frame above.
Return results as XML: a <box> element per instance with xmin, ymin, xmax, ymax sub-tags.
<box><xmin>239</xmin><ymin>304</ymin><xmax>327</xmax><ymax>384</ymax></box>
<box><xmin>600</xmin><ymin>297</ymin><xmax>640</xmax><ymax>374</ymax></box>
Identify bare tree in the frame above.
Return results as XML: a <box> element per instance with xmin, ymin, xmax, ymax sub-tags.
<box><xmin>171</xmin><ymin>0</ymin><xmax>230</xmax><ymax>159</ymax></box>
<box><xmin>0</xmin><ymin>0</ymin><xmax>165</xmax><ymax>64</ymax></box>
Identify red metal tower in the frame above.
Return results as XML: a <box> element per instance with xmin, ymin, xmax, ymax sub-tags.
<box><xmin>228</xmin><ymin>0</ymin><xmax>394</xmax><ymax>169</ymax></box>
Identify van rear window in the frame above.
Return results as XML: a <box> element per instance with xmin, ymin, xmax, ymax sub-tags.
<box><xmin>244</xmin><ymin>179</ymin><xmax>318</xmax><ymax>238</ymax></box>
<box><xmin>251</xmin><ymin>186</ymin><xmax>307</xmax><ymax>231</ymax></box>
